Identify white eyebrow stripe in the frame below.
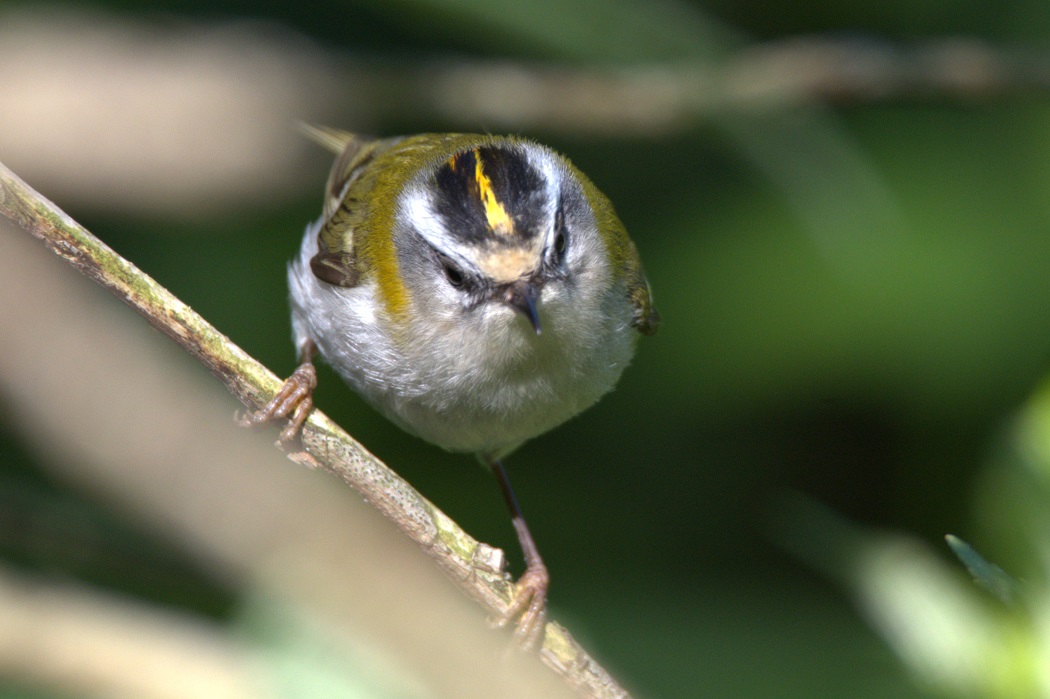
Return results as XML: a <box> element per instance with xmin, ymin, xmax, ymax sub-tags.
<box><xmin>400</xmin><ymin>186</ymin><xmax>477</xmax><ymax>267</ymax></box>
<box><xmin>523</xmin><ymin>146</ymin><xmax>563</xmax><ymax>248</ymax></box>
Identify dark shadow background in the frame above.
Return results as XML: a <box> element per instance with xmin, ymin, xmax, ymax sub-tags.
<box><xmin>3</xmin><ymin>1</ymin><xmax>1050</xmax><ymax>697</ymax></box>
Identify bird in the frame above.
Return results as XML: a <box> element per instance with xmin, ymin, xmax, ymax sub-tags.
<box><xmin>241</xmin><ymin>125</ymin><xmax>658</xmax><ymax>649</ymax></box>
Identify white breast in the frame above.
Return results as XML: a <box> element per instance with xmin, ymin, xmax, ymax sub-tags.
<box><xmin>288</xmin><ymin>219</ymin><xmax>637</xmax><ymax>458</ymax></box>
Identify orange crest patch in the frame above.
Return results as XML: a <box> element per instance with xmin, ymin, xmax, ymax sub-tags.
<box><xmin>472</xmin><ymin>149</ymin><xmax>515</xmax><ymax>236</ymax></box>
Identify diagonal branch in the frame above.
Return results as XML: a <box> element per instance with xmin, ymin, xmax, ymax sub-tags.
<box><xmin>0</xmin><ymin>160</ymin><xmax>631</xmax><ymax>699</ymax></box>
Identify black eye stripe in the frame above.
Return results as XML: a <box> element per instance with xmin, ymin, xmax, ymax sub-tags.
<box><xmin>432</xmin><ymin>249</ymin><xmax>479</xmax><ymax>293</ymax></box>
<box><xmin>443</xmin><ymin>261</ymin><xmax>464</xmax><ymax>287</ymax></box>
<box><xmin>551</xmin><ymin>201</ymin><xmax>568</xmax><ymax>262</ymax></box>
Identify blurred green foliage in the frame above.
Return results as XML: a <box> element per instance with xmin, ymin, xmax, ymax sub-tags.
<box><xmin>3</xmin><ymin>0</ymin><xmax>1050</xmax><ymax>696</ymax></box>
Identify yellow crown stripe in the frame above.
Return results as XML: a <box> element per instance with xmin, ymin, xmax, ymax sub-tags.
<box><xmin>473</xmin><ymin>149</ymin><xmax>515</xmax><ymax>236</ymax></box>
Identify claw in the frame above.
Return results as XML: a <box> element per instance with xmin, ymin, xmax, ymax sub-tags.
<box><xmin>238</xmin><ymin>362</ymin><xmax>317</xmax><ymax>446</ymax></box>
<box><xmin>495</xmin><ymin>562</ymin><xmax>549</xmax><ymax>650</ymax></box>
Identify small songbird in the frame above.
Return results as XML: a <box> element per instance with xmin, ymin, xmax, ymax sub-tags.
<box><xmin>243</xmin><ymin>126</ymin><xmax>658</xmax><ymax>649</ymax></box>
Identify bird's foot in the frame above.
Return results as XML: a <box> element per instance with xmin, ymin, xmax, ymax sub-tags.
<box><xmin>237</xmin><ymin>362</ymin><xmax>317</xmax><ymax>446</ymax></box>
<box><xmin>494</xmin><ymin>561</ymin><xmax>549</xmax><ymax>651</ymax></box>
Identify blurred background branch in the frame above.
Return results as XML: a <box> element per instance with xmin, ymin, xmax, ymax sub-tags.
<box><xmin>2</xmin><ymin>8</ymin><xmax>1048</xmax><ymax>220</ymax></box>
<box><xmin>0</xmin><ymin>564</ymin><xmax>267</xmax><ymax>699</ymax></box>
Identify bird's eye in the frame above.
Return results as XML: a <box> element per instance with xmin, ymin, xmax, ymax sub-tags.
<box><xmin>442</xmin><ymin>260</ymin><xmax>465</xmax><ymax>288</ymax></box>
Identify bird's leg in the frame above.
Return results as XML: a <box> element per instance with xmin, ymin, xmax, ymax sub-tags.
<box><xmin>238</xmin><ymin>339</ymin><xmax>318</xmax><ymax>446</ymax></box>
<box><xmin>487</xmin><ymin>457</ymin><xmax>549</xmax><ymax>651</ymax></box>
